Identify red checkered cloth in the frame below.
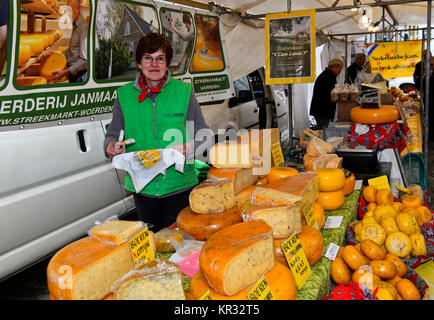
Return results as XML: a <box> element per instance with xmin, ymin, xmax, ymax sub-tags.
<box><xmin>346</xmin><ymin>121</ymin><xmax>410</xmax><ymax>153</ymax></box>
<box><xmin>323</xmin><ymin>283</ymin><xmax>378</xmax><ymax>300</ymax></box>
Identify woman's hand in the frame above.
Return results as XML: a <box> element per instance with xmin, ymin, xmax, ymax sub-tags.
<box><xmin>106</xmin><ymin>140</ymin><xmax>124</xmax><ymax>158</ymax></box>
<box><xmin>169</xmin><ymin>142</ymin><xmax>192</xmax><ymax>156</ymax></box>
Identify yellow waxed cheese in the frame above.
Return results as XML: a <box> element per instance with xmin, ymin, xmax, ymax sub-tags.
<box><xmin>89</xmin><ymin>220</ymin><xmax>144</xmax><ymax>246</ymax></box>
<box><xmin>207</xmin><ymin>167</ymin><xmax>259</xmax><ymax>195</ymax></box>
<box><xmin>189</xmin><ymin>178</ymin><xmax>237</xmax><ymax>214</ymax></box>
<box><xmin>244</xmin><ymin>204</ymin><xmax>302</xmax><ymax>238</ymax></box>
<box><xmin>113</xmin><ymin>259</ymin><xmax>186</xmax><ymax>300</ymax></box>
<box><xmin>251</xmin><ymin>186</ymin><xmax>303</xmax><ymax>207</ymax></box>
<box><xmin>20</xmin><ymin>36</ymin><xmax>45</xmax><ymax>56</ymax></box>
<box><xmin>39</xmin><ymin>52</ymin><xmax>67</xmax><ymax>78</ymax></box>
<box><xmin>18</xmin><ymin>44</ymin><xmax>32</xmax><ymax>66</ymax></box>
<box><xmin>209</xmin><ymin>141</ymin><xmax>252</xmax><ymax>168</ymax></box>
<box><xmin>199</xmin><ymin>220</ymin><xmax>275</xmax><ymax>296</ymax></box>
<box><xmin>16</xmin><ymin>76</ymin><xmax>47</xmax><ymax>87</ymax></box>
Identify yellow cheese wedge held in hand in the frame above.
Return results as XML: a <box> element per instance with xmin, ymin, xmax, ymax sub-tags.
<box><xmin>135</xmin><ymin>149</ymin><xmax>161</xmax><ymax>167</ymax></box>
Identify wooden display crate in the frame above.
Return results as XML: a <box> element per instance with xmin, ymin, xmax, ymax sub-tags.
<box><xmin>337</xmin><ymin>101</ymin><xmax>358</xmax><ymax>122</ymax></box>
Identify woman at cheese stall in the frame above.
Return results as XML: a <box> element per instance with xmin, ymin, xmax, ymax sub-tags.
<box><xmin>104</xmin><ymin>33</ymin><xmax>210</xmax><ymax>232</ymax></box>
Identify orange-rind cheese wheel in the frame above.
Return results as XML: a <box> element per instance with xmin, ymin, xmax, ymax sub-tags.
<box><xmin>350</xmin><ymin>105</ymin><xmax>400</xmax><ymax>124</ymax></box>
<box><xmin>39</xmin><ymin>52</ymin><xmax>67</xmax><ymax>78</ymax></box>
<box><xmin>18</xmin><ymin>44</ymin><xmax>32</xmax><ymax>66</ymax></box>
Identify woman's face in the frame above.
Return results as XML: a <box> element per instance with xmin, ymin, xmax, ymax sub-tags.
<box><xmin>137</xmin><ymin>49</ymin><xmax>168</xmax><ymax>85</ymax></box>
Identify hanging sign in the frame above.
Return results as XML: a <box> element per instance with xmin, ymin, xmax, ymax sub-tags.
<box><xmin>265</xmin><ymin>10</ymin><xmax>316</xmax><ymax>84</ymax></box>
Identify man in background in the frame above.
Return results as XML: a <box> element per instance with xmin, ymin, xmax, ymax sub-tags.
<box><xmin>413</xmin><ymin>49</ymin><xmax>431</xmax><ymax>92</ymax></box>
<box><xmin>52</xmin><ymin>0</ymin><xmax>88</xmax><ymax>82</ymax></box>
<box><xmin>346</xmin><ymin>53</ymin><xmax>366</xmax><ymax>85</ymax></box>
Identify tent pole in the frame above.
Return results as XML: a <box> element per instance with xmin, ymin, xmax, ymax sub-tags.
<box><xmin>424</xmin><ymin>0</ymin><xmax>431</xmax><ymax>176</ymax></box>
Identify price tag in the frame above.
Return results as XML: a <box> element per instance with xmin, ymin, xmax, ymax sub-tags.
<box><xmin>128</xmin><ymin>226</ymin><xmax>155</xmax><ymax>265</ymax></box>
<box><xmin>198</xmin><ymin>290</ymin><xmax>212</xmax><ymax>300</ymax></box>
<box><xmin>368</xmin><ymin>175</ymin><xmax>390</xmax><ymax>191</ymax></box>
<box><xmin>396</xmin><ymin>184</ymin><xmax>411</xmax><ymax>194</ymax></box>
<box><xmin>354</xmin><ymin>180</ymin><xmax>363</xmax><ymax>190</ymax></box>
<box><xmin>324</xmin><ymin>216</ymin><xmax>344</xmax><ymax>229</ymax></box>
<box><xmin>237</xmin><ymin>195</ymin><xmax>252</xmax><ymax>216</ymax></box>
<box><xmin>303</xmin><ymin>203</ymin><xmax>319</xmax><ymax>230</ymax></box>
<box><xmin>247</xmin><ymin>275</ymin><xmax>275</xmax><ymax>300</ymax></box>
<box><xmin>281</xmin><ymin>232</ymin><xmax>312</xmax><ymax>289</ymax></box>
<box><xmin>271</xmin><ymin>141</ymin><xmax>284</xmax><ymax>167</ymax></box>
<box><xmin>325</xmin><ymin>243</ymin><xmax>340</xmax><ymax>261</ymax></box>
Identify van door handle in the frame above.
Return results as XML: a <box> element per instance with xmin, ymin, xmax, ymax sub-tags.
<box><xmin>77</xmin><ymin>129</ymin><xmax>88</xmax><ymax>152</ymax></box>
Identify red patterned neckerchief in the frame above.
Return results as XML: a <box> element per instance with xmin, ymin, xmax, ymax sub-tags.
<box><xmin>137</xmin><ymin>73</ymin><xmax>167</xmax><ymax>103</ymax></box>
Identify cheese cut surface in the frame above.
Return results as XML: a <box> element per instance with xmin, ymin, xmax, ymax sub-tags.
<box><xmin>237</xmin><ymin>128</ymin><xmax>280</xmax><ymax>158</ymax></box>
<box><xmin>176</xmin><ymin>206</ymin><xmax>242</xmax><ymax>241</ymax></box>
<box><xmin>189</xmin><ymin>179</ymin><xmax>237</xmax><ymax>213</ymax></box>
<box><xmin>113</xmin><ymin>259</ymin><xmax>185</xmax><ymax>300</ymax></box>
<box><xmin>306</xmin><ymin>136</ymin><xmax>334</xmax><ymax>157</ymax></box>
<box><xmin>209</xmin><ymin>141</ymin><xmax>252</xmax><ymax>168</ymax></box>
<box><xmin>207</xmin><ymin>167</ymin><xmax>259</xmax><ymax>195</ymax></box>
<box><xmin>245</xmin><ymin>205</ymin><xmax>302</xmax><ymax>238</ymax></box>
<box><xmin>325</xmin><ymin>156</ymin><xmax>343</xmax><ymax>168</ymax></box>
<box><xmin>251</xmin><ymin>186</ymin><xmax>303</xmax><ymax>207</ymax></box>
<box><xmin>304</xmin><ymin>154</ymin><xmax>338</xmax><ymax>171</ymax></box>
<box><xmin>199</xmin><ymin>220</ymin><xmax>275</xmax><ymax>296</ymax></box>
<box><xmin>47</xmin><ymin>237</ymin><xmax>135</xmax><ymax>300</ymax></box>
<box><xmin>189</xmin><ymin>262</ymin><xmax>297</xmax><ymax>300</ymax></box>
<box><xmin>89</xmin><ymin>220</ymin><xmax>144</xmax><ymax>246</ymax></box>
<box><xmin>235</xmin><ymin>185</ymin><xmax>257</xmax><ymax>202</ymax></box>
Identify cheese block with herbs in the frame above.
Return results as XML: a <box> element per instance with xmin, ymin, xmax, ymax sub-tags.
<box><xmin>176</xmin><ymin>206</ymin><xmax>242</xmax><ymax>241</ymax></box>
<box><xmin>251</xmin><ymin>186</ymin><xmax>303</xmax><ymax>207</ymax></box>
<box><xmin>188</xmin><ymin>262</ymin><xmax>297</xmax><ymax>300</ymax></box>
<box><xmin>89</xmin><ymin>220</ymin><xmax>144</xmax><ymax>246</ymax></box>
<box><xmin>199</xmin><ymin>220</ymin><xmax>275</xmax><ymax>296</ymax></box>
<box><xmin>47</xmin><ymin>237</ymin><xmax>135</xmax><ymax>300</ymax></box>
<box><xmin>207</xmin><ymin>167</ymin><xmax>259</xmax><ymax>195</ymax></box>
<box><xmin>189</xmin><ymin>178</ymin><xmax>237</xmax><ymax>214</ymax></box>
<box><xmin>112</xmin><ymin>259</ymin><xmax>185</xmax><ymax>300</ymax></box>
<box><xmin>244</xmin><ymin>205</ymin><xmax>302</xmax><ymax>238</ymax></box>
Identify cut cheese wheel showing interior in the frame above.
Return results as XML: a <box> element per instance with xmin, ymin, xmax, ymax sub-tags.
<box><xmin>39</xmin><ymin>52</ymin><xmax>67</xmax><ymax>78</ymax></box>
<box><xmin>16</xmin><ymin>76</ymin><xmax>47</xmax><ymax>86</ymax></box>
<box><xmin>237</xmin><ymin>128</ymin><xmax>280</xmax><ymax>158</ymax></box>
<box><xmin>47</xmin><ymin>237</ymin><xmax>135</xmax><ymax>300</ymax></box>
<box><xmin>189</xmin><ymin>178</ymin><xmax>237</xmax><ymax>214</ymax></box>
<box><xmin>176</xmin><ymin>206</ymin><xmax>242</xmax><ymax>241</ymax></box>
<box><xmin>112</xmin><ymin>259</ymin><xmax>185</xmax><ymax>300</ymax></box>
<box><xmin>199</xmin><ymin>220</ymin><xmax>275</xmax><ymax>296</ymax></box>
<box><xmin>188</xmin><ymin>262</ymin><xmax>297</xmax><ymax>300</ymax></box>
<box><xmin>209</xmin><ymin>141</ymin><xmax>252</xmax><ymax>168</ymax></box>
<box><xmin>350</xmin><ymin>105</ymin><xmax>400</xmax><ymax>124</ymax></box>
<box><xmin>325</xmin><ymin>156</ymin><xmax>343</xmax><ymax>169</ymax></box>
<box><xmin>235</xmin><ymin>185</ymin><xmax>257</xmax><ymax>202</ymax></box>
<box><xmin>207</xmin><ymin>167</ymin><xmax>259</xmax><ymax>195</ymax></box>
<box><xmin>244</xmin><ymin>204</ymin><xmax>302</xmax><ymax>238</ymax></box>
<box><xmin>251</xmin><ymin>186</ymin><xmax>303</xmax><ymax>207</ymax></box>
<box><xmin>306</xmin><ymin>136</ymin><xmax>334</xmax><ymax>157</ymax></box>
<box><xmin>89</xmin><ymin>220</ymin><xmax>144</xmax><ymax>246</ymax></box>
<box><xmin>304</xmin><ymin>154</ymin><xmax>338</xmax><ymax>171</ymax></box>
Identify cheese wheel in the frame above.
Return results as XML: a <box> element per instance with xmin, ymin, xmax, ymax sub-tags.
<box><xmin>18</xmin><ymin>44</ymin><xmax>32</xmax><ymax>66</ymax></box>
<box><xmin>189</xmin><ymin>262</ymin><xmax>296</xmax><ymax>300</ymax></box>
<box><xmin>237</xmin><ymin>128</ymin><xmax>280</xmax><ymax>158</ymax></box>
<box><xmin>350</xmin><ymin>105</ymin><xmax>400</xmax><ymax>124</ymax></box>
<box><xmin>47</xmin><ymin>237</ymin><xmax>135</xmax><ymax>300</ymax></box>
<box><xmin>207</xmin><ymin>167</ymin><xmax>259</xmax><ymax>195</ymax></box>
<box><xmin>20</xmin><ymin>36</ymin><xmax>44</xmax><ymax>56</ymax></box>
<box><xmin>313</xmin><ymin>168</ymin><xmax>346</xmax><ymax>192</ymax></box>
<box><xmin>176</xmin><ymin>206</ymin><xmax>242</xmax><ymax>241</ymax></box>
<box><xmin>235</xmin><ymin>185</ymin><xmax>257</xmax><ymax>202</ymax></box>
<box><xmin>189</xmin><ymin>178</ymin><xmax>237</xmax><ymax>214</ymax></box>
<box><xmin>113</xmin><ymin>259</ymin><xmax>186</xmax><ymax>300</ymax></box>
<box><xmin>39</xmin><ymin>52</ymin><xmax>67</xmax><ymax>78</ymax></box>
<box><xmin>199</xmin><ymin>220</ymin><xmax>275</xmax><ymax>296</ymax></box>
<box><xmin>266</xmin><ymin>166</ymin><xmax>299</xmax><ymax>183</ymax></box>
<box><xmin>16</xmin><ymin>76</ymin><xmax>47</xmax><ymax>86</ymax></box>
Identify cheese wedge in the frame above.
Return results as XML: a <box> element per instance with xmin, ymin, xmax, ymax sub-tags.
<box><xmin>209</xmin><ymin>141</ymin><xmax>252</xmax><ymax>168</ymax></box>
<box><xmin>199</xmin><ymin>220</ymin><xmax>275</xmax><ymax>296</ymax></box>
<box><xmin>325</xmin><ymin>156</ymin><xmax>343</xmax><ymax>169</ymax></box>
<box><xmin>113</xmin><ymin>259</ymin><xmax>185</xmax><ymax>300</ymax></box>
<box><xmin>304</xmin><ymin>154</ymin><xmax>338</xmax><ymax>171</ymax></box>
<box><xmin>188</xmin><ymin>262</ymin><xmax>297</xmax><ymax>300</ymax></box>
<box><xmin>189</xmin><ymin>179</ymin><xmax>237</xmax><ymax>214</ymax></box>
<box><xmin>207</xmin><ymin>167</ymin><xmax>259</xmax><ymax>195</ymax></box>
<box><xmin>306</xmin><ymin>136</ymin><xmax>334</xmax><ymax>157</ymax></box>
<box><xmin>47</xmin><ymin>237</ymin><xmax>135</xmax><ymax>300</ymax></box>
<box><xmin>89</xmin><ymin>220</ymin><xmax>144</xmax><ymax>246</ymax></box>
<box><xmin>237</xmin><ymin>128</ymin><xmax>280</xmax><ymax>157</ymax></box>
<box><xmin>244</xmin><ymin>205</ymin><xmax>302</xmax><ymax>238</ymax></box>
<box><xmin>176</xmin><ymin>206</ymin><xmax>242</xmax><ymax>241</ymax></box>
<box><xmin>251</xmin><ymin>186</ymin><xmax>303</xmax><ymax>207</ymax></box>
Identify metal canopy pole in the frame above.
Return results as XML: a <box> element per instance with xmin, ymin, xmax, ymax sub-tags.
<box><xmin>424</xmin><ymin>0</ymin><xmax>432</xmax><ymax>175</ymax></box>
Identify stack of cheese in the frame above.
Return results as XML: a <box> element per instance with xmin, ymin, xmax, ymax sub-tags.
<box><xmin>47</xmin><ymin>220</ymin><xmax>155</xmax><ymax>300</ymax></box>
<box><xmin>303</xmin><ymin>136</ymin><xmax>343</xmax><ymax>171</ymax></box>
<box><xmin>313</xmin><ymin>168</ymin><xmax>352</xmax><ymax>211</ymax></box>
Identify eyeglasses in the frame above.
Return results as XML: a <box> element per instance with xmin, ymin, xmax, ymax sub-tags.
<box><xmin>142</xmin><ymin>55</ymin><xmax>166</xmax><ymax>65</ymax></box>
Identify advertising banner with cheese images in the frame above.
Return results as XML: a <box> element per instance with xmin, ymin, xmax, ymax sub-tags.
<box><xmin>366</xmin><ymin>40</ymin><xmax>422</xmax><ymax>79</ymax></box>
<box><xmin>0</xmin><ymin>0</ymin><xmax>233</xmax><ymax>132</ymax></box>
<box><xmin>265</xmin><ymin>10</ymin><xmax>316</xmax><ymax>85</ymax></box>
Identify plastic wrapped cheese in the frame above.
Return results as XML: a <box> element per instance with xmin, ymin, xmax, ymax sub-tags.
<box><xmin>188</xmin><ymin>262</ymin><xmax>296</xmax><ymax>300</ymax></box>
<box><xmin>154</xmin><ymin>228</ymin><xmax>184</xmax><ymax>253</ymax></box>
<box><xmin>176</xmin><ymin>206</ymin><xmax>242</xmax><ymax>241</ymax></box>
<box><xmin>112</xmin><ymin>259</ymin><xmax>185</xmax><ymax>300</ymax></box>
<box><xmin>199</xmin><ymin>220</ymin><xmax>275</xmax><ymax>296</ymax></box>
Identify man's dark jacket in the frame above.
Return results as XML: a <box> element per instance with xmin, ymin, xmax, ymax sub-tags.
<box><xmin>309</xmin><ymin>68</ymin><xmax>337</xmax><ymax>121</ymax></box>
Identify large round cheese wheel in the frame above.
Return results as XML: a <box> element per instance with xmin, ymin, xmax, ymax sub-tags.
<box><xmin>188</xmin><ymin>262</ymin><xmax>297</xmax><ymax>300</ymax></box>
<box><xmin>176</xmin><ymin>206</ymin><xmax>242</xmax><ymax>241</ymax></box>
<box><xmin>313</xmin><ymin>168</ymin><xmax>346</xmax><ymax>192</ymax></box>
<box><xmin>39</xmin><ymin>52</ymin><xmax>67</xmax><ymax>78</ymax></box>
<box><xmin>16</xmin><ymin>76</ymin><xmax>47</xmax><ymax>86</ymax></box>
<box><xmin>350</xmin><ymin>105</ymin><xmax>400</xmax><ymax>124</ymax></box>
<box><xmin>266</xmin><ymin>166</ymin><xmax>299</xmax><ymax>183</ymax></box>
<box><xmin>18</xmin><ymin>44</ymin><xmax>31</xmax><ymax>66</ymax></box>
<box><xmin>20</xmin><ymin>36</ymin><xmax>44</xmax><ymax>56</ymax></box>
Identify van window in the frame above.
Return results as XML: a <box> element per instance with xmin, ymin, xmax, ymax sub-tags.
<box><xmin>229</xmin><ymin>76</ymin><xmax>254</xmax><ymax>107</ymax></box>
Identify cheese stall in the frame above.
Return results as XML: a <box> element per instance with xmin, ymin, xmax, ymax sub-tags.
<box><xmin>38</xmin><ymin>0</ymin><xmax>433</xmax><ymax>302</ymax></box>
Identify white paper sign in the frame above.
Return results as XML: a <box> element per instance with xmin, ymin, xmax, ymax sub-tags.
<box><xmin>324</xmin><ymin>216</ymin><xmax>344</xmax><ymax>229</ymax></box>
<box><xmin>354</xmin><ymin>180</ymin><xmax>363</xmax><ymax>190</ymax></box>
<box><xmin>325</xmin><ymin>243</ymin><xmax>340</xmax><ymax>260</ymax></box>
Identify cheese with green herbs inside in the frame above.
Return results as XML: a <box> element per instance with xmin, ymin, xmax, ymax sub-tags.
<box><xmin>189</xmin><ymin>179</ymin><xmax>237</xmax><ymax>213</ymax></box>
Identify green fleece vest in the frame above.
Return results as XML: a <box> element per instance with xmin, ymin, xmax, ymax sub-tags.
<box><xmin>117</xmin><ymin>76</ymin><xmax>198</xmax><ymax>196</ymax></box>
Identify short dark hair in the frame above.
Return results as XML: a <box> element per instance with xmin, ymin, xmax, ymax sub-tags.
<box><xmin>182</xmin><ymin>13</ymin><xmax>191</xmax><ymax>25</ymax></box>
<box><xmin>135</xmin><ymin>33</ymin><xmax>173</xmax><ymax>67</ymax></box>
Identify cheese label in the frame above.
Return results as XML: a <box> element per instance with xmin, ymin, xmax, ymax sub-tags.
<box><xmin>303</xmin><ymin>203</ymin><xmax>319</xmax><ymax>230</ymax></box>
<box><xmin>396</xmin><ymin>184</ymin><xmax>411</xmax><ymax>194</ymax></box>
<box><xmin>198</xmin><ymin>290</ymin><xmax>212</xmax><ymax>300</ymax></box>
<box><xmin>354</xmin><ymin>180</ymin><xmax>363</xmax><ymax>190</ymax></box>
<box><xmin>368</xmin><ymin>175</ymin><xmax>390</xmax><ymax>191</ymax></box>
<box><xmin>271</xmin><ymin>141</ymin><xmax>284</xmax><ymax>167</ymax></box>
<box><xmin>247</xmin><ymin>275</ymin><xmax>275</xmax><ymax>300</ymax></box>
<box><xmin>324</xmin><ymin>216</ymin><xmax>344</xmax><ymax>229</ymax></box>
<box><xmin>238</xmin><ymin>194</ymin><xmax>253</xmax><ymax>216</ymax></box>
<box><xmin>281</xmin><ymin>232</ymin><xmax>312</xmax><ymax>289</ymax></box>
<box><xmin>129</xmin><ymin>226</ymin><xmax>155</xmax><ymax>265</ymax></box>
<box><xmin>325</xmin><ymin>243</ymin><xmax>340</xmax><ymax>260</ymax></box>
